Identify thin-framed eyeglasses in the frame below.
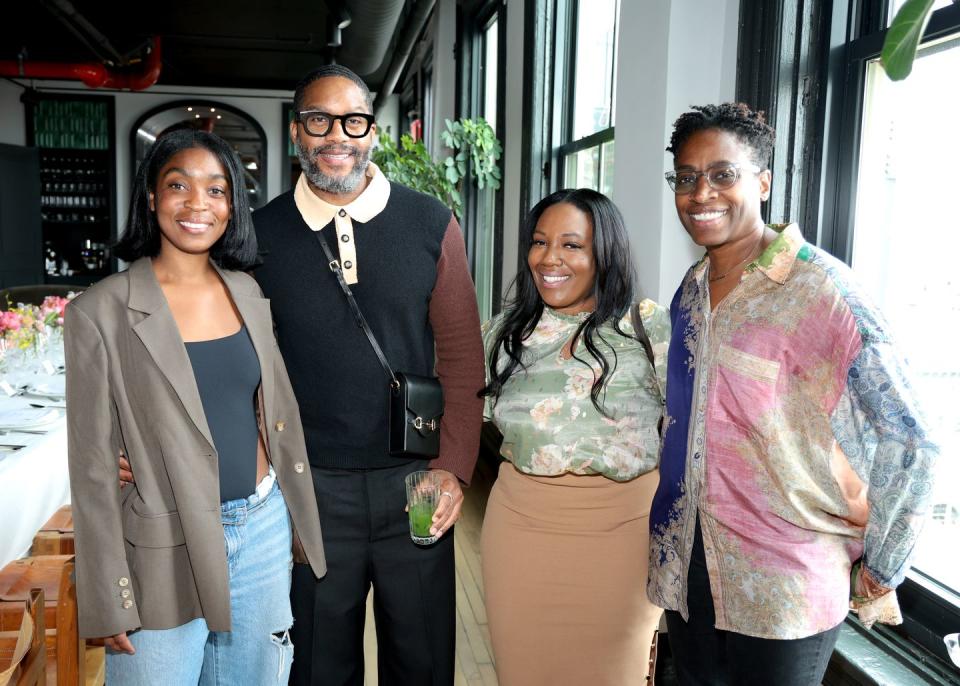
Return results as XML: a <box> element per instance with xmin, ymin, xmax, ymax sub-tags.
<box><xmin>664</xmin><ymin>162</ymin><xmax>762</xmax><ymax>194</ymax></box>
<box><xmin>296</xmin><ymin>111</ymin><xmax>375</xmax><ymax>138</ymax></box>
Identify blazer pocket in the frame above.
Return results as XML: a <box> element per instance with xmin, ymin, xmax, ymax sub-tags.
<box><xmin>124</xmin><ymin>507</ymin><xmax>186</xmax><ymax>548</ymax></box>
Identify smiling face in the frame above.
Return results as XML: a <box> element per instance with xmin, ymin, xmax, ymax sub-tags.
<box><xmin>527</xmin><ymin>201</ymin><xmax>597</xmax><ymax>315</ymax></box>
<box><xmin>149</xmin><ymin>147</ymin><xmax>232</xmax><ymax>259</ymax></box>
<box><xmin>673</xmin><ymin>128</ymin><xmax>771</xmax><ymax>249</ymax></box>
<box><xmin>290</xmin><ymin>75</ymin><xmax>376</xmax><ymax>201</ymax></box>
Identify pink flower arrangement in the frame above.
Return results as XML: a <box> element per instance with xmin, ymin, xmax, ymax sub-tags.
<box><xmin>1</xmin><ymin>293</ymin><xmax>75</xmax><ymax>349</ymax></box>
<box><xmin>0</xmin><ymin>310</ymin><xmax>22</xmax><ymax>333</ymax></box>
<box><xmin>40</xmin><ymin>295</ymin><xmax>71</xmax><ymax>327</ymax></box>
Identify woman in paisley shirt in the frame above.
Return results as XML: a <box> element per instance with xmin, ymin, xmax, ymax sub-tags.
<box><xmin>649</xmin><ymin>103</ymin><xmax>938</xmax><ymax>685</ymax></box>
<box><xmin>480</xmin><ymin>188</ymin><xmax>670</xmax><ymax>685</ymax></box>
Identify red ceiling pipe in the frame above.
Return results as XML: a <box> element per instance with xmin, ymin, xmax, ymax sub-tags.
<box><xmin>0</xmin><ymin>37</ymin><xmax>161</xmax><ymax>91</ymax></box>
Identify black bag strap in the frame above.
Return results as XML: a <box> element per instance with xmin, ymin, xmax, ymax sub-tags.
<box><xmin>631</xmin><ymin>303</ymin><xmax>664</xmax><ymax>404</ymax></box>
<box><xmin>631</xmin><ymin>303</ymin><xmax>665</xmax><ymax>437</ymax></box>
<box><xmin>314</xmin><ymin>231</ymin><xmax>399</xmax><ymax>389</ymax></box>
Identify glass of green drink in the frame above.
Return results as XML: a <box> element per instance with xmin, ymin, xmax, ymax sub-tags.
<box><xmin>405</xmin><ymin>470</ymin><xmax>441</xmax><ymax>545</ymax></box>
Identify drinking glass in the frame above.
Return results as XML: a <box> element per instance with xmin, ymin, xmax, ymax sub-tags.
<box><xmin>405</xmin><ymin>470</ymin><xmax>441</xmax><ymax>545</ymax></box>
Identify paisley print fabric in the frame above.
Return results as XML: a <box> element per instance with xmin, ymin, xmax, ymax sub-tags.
<box><xmin>647</xmin><ymin>224</ymin><xmax>939</xmax><ymax>639</ymax></box>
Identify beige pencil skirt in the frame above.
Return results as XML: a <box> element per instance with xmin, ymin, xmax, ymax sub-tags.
<box><xmin>481</xmin><ymin>462</ymin><xmax>662</xmax><ymax>686</ymax></box>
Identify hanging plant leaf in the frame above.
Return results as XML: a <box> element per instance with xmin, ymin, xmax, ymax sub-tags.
<box><xmin>881</xmin><ymin>0</ymin><xmax>936</xmax><ymax>80</ymax></box>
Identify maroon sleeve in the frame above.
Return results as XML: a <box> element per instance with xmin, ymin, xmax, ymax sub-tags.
<box><xmin>428</xmin><ymin>215</ymin><xmax>485</xmax><ymax>485</ymax></box>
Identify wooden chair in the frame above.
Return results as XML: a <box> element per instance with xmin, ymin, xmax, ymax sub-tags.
<box><xmin>0</xmin><ymin>557</ymin><xmax>72</xmax><ymax>634</ymax></box>
<box><xmin>0</xmin><ymin>588</ymin><xmax>46</xmax><ymax>686</ymax></box>
<box><xmin>30</xmin><ymin>509</ymin><xmax>73</xmax><ymax>558</ymax></box>
<box><xmin>0</xmin><ymin>557</ymin><xmax>103</xmax><ymax>686</ymax></box>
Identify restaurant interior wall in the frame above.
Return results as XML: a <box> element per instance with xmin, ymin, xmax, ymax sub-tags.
<box><xmin>0</xmin><ymin>80</ymin><xmax>292</xmax><ymax>228</ymax></box>
<box><xmin>611</xmin><ymin>0</ymin><xmax>740</xmax><ymax>305</ymax></box>
<box><xmin>460</xmin><ymin>0</ymin><xmax>739</xmax><ymax>307</ymax></box>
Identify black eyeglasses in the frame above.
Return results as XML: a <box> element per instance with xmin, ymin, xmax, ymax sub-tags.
<box><xmin>296</xmin><ymin>111</ymin><xmax>375</xmax><ymax>138</ymax></box>
<box><xmin>664</xmin><ymin>163</ymin><xmax>761</xmax><ymax>194</ymax></box>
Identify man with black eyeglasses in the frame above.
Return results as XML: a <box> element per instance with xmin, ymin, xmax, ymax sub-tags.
<box><xmin>253</xmin><ymin>65</ymin><xmax>485</xmax><ymax>685</ymax></box>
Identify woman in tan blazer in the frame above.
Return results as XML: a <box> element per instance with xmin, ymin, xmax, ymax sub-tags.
<box><xmin>65</xmin><ymin>130</ymin><xmax>325</xmax><ymax>685</ymax></box>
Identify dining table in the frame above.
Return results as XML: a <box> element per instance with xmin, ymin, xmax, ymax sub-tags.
<box><xmin>0</xmin><ymin>363</ymin><xmax>70</xmax><ymax>569</ymax></box>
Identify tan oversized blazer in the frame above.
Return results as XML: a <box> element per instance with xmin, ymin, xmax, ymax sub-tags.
<box><xmin>65</xmin><ymin>257</ymin><xmax>326</xmax><ymax>639</ymax></box>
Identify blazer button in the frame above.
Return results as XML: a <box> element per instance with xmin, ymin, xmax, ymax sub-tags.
<box><xmin>121</xmin><ymin>589</ymin><xmax>131</xmax><ymax>599</ymax></box>
<box><xmin>275</xmin><ymin>421</ymin><xmax>286</xmax><ymax>432</ymax></box>
<box><xmin>122</xmin><ymin>599</ymin><xmax>134</xmax><ymax>609</ymax></box>
<box><xmin>294</xmin><ymin>462</ymin><xmax>305</xmax><ymax>474</ymax></box>
<box><xmin>118</xmin><ymin>577</ymin><xmax>129</xmax><ymax>587</ymax></box>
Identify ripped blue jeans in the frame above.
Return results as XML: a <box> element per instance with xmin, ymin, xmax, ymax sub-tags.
<box><xmin>107</xmin><ymin>477</ymin><xmax>294</xmax><ymax>685</ymax></box>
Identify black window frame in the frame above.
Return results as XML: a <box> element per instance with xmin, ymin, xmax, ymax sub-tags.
<box><xmin>740</xmin><ymin>0</ymin><xmax>960</xmax><ymax>674</ymax></box>
<box><xmin>823</xmin><ymin>5</ymin><xmax>960</xmax><ymax>668</ymax></box>
<box><xmin>551</xmin><ymin>0</ymin><xmax>619</xmax><ymax>193</ymax></box>
<box><xmin>458</xmin><ymin>0</ymin><xmax>507</xmax><ymax>315</ymax></box>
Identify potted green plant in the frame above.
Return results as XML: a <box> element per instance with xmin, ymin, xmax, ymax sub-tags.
<box><xmin>372</xmin><ymin>117</ymin><xmax>502</xmax><ymax>218</ymax></box>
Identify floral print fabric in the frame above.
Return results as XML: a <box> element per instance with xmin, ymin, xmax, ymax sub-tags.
<box><xmin>647</xmin><ymin>223</ymin><xmax>940</xmax><ymax>639</ymax></box>
<box><xmin>483</xmin><ymin>301</ymin><xmax>669</xmax><ymax>482</ymax></box>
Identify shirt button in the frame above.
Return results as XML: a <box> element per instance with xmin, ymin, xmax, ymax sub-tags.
<box><xmin>341</xmin><ymin>234</ymin><xmax>350</xmax><ymax>242</ymax></box>
<box><xmin>121</xmin><ymin>589</ymin><xmax>131</xmax><ymax>599</ymax></box>
<box><xmin>343</xmin><ymin>260</ymin><xmax>353</xmax><ymax>269</ymax></box>
<box><xmin>338</xmin><ymin>209</ymin><xmax>347</xmax><ymax>217</ymax></box>
<box><xmin>294</xmin><ymin>462</ymin><xmax>305</xmax><ymax>474</ymax></box>
<box><xmin>118</xmin><ymin>577</ymin><xmax>129</xmax><ymax>587</ymax></box>
<box><xmin>275</xmin><ymin>421</ymin><xmax>286</xmax><ymax>432</ymax></box>
<box><xmin>122</xmin><ymin>599</ymin><xmax>133</xmax><ymax>609</ymax></box>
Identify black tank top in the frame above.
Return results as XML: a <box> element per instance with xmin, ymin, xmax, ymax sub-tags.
<box><xmin>185</xmin><ymin>324</ymin><xmax>261</xmax><ymax>502</ymax></box>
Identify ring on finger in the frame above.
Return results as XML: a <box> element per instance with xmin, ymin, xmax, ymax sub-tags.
<box><xmin>441</xmin><ymin>491</ymin><xmax>454</xmax><ymax>501</ymax></box>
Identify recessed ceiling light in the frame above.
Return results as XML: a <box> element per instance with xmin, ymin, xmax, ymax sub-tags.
<box><xmin>216</xmin><ymin>115</ymin><xmax>222</xmax><ymax>119</ymax></box>
<box><xmin>210</xmin><ymin>108</ymin><xmax>216</xmax><ymax>112</ymax></box>
<box><xmin>195</xmin><ymin>114</ymin><xmax>200</xmax><ymax>118</ymax></box>
<box><xmin>187</xmin><ymin>106</ymin><xmax>193</xmax><ymax>112</ymax></box>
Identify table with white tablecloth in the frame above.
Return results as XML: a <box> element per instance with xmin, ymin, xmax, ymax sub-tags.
<box><xmin>0</xmin><ymin>394</ymin><xmax>70</xmax><ymax>568</ymax></box>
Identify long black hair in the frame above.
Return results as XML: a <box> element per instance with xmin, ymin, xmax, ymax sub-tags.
<box><xmin>113</xmin><ymin>129</ymin><xmax>258</xmax><ymax>270</ymax></box>
<box><xmin>481</xmin><ymin>188</ymin><xmax>637</xmax><ymax>417</ymax></box>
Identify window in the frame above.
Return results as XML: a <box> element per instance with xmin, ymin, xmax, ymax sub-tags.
<box><xmin>460</xmin><ymin>1</ymin><xmax>506</xmax><ymax>320</ymax></box>
<box><xmin>822</xmin><ymin>0</ymin><xmax>960</xmax><ymax>671</ymax></box>
<box><xmin>472</xmin><ymin>14</ymin><xmax>500</xmax><ymax>322</ymax></box>
<box><xmin>888</xmin><ymin>0</ymin><xmax>954</xmax><ymax>21</ymax></box>
<box><xmin>555</xmin><ymin>0</ymin><xmax>620</xmax><ymax>194</ymax></box>
<box><xmin>851</xmin><ymin>34</ymin><xmax>960</xmax><ymax>596</ymax></box>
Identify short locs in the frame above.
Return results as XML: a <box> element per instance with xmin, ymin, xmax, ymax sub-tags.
<box><xmin>667</xmin><ymin>102</ymin><xmax>775</xmax><ymax>169</ymax></box>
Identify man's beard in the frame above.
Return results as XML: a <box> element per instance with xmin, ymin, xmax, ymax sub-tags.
<box><xmin>296</xmin><ymin>139</ymin><xmax>370</xmax><ymax>195</ymax></box>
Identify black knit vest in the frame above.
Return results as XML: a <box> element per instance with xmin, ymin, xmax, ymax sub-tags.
<box><xmin>252</xmin><ymin>185</ymin><xmax>451</xmax><ymax>470</ymax></box>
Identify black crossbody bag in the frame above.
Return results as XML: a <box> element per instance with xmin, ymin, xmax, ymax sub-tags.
<box><xmin>315</xmin><ymin>232</ymin><xmax>443</xmax><ymax>457</ymax></box>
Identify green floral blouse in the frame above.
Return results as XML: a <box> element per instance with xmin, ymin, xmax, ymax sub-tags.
<box><xmin>482</xmin><ymin>300</ymin><xmax>670</xmax><ymax>481</ymax></box>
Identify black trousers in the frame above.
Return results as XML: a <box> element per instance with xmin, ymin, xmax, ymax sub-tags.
<box><xmin>289</xmin><ymin>460</ymin><xmax>455</xmax><ymax>686</ymax></box>
<box><xmin>665</xmin><ymin>519</ymin><xmax>841</xmax><ymax>686</ymax></box>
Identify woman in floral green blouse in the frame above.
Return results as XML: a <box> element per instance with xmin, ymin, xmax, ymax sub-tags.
<box><xmin>480</xmin><ymin>188</ymin><xmax>670</xmax><ymax>685</ymax></box>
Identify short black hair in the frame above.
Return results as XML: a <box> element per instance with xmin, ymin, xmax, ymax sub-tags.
<box><xmin>667</xmin><ymin>102</ymin><xmax>776</xmax><ymax>169</ymax></box>
<box><xmin>293</xmin><ymin>64</ymin><xmax>374</xmax><ymax>114</ymax></box>
<box><xmin>114</xmin><ymin>129</ymin><xmax>258</xmax><ymax>270</ymax></box>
